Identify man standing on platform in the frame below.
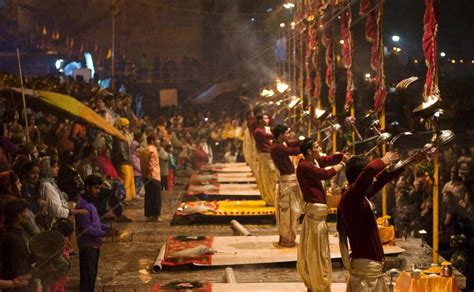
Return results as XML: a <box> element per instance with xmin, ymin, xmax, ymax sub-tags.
<box><xmin>243</xmin><ymin>107</ymin><xmax>260</xmax><ymax>175</ymax></box>
<box><xmin>296</xmin><ymin>138</ymin><xmax>348</xmax><ymax>292</ymax></box>
<box><xmin>338</xmin><ymin>152</ymin><xmax>425</xmax><ymax>291</ymax></box>
<box><xmin>270</xmin><ymin>124</ymin><xmax>303</xmax><ymax>247</ymax></box>
<box><xmin>254</xmin><ymin>112</ymin><xmax>279</xmax><ymax>206</ymax></box>
<box><xmin>140</xmin><ymin>134</ymin><xmax>162</xmax><ymax>222</ymax></box>
<box><xmin>113</xmin><ymin>118</ymin><xmax>136</xmax><ymax>201</ymax></box>
<box><xmin>76</xmin><ymin>174</ymin><xmax>108</xmax><ymax>292</ymax></box>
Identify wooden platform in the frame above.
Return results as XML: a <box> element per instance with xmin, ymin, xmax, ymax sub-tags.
<box><xmin>153</xmin><ymin>234</ymin><xmax>405</xmax><ymax>271</ymax></box>
<box><xmin>187</xmin><ymin>183</ymin><xmax>260</xmax><ymax>196</ymax></box>
<box><xmin>153</xmin><ymin>282</ymin><xmax>347</xmax><ymax>291</ymax></box>
<box><xmin>201</xmin><ymin>163</ymin><xmax>248</xmax><ymax>169</ymax></box>
<box><xmin>186</xmin><ymin>183</ymin><xmax>261</xmax><ymax>201</ymax></box>
<box><xmin>191</xmin><ymin>173</ymin><xmax>256</xmax><ymax>184</ymax></box>
<box><xmin>212</xmin><ymin>282</ymin><xmax>347</xmax><ymax>292</ymax></box>
<box><xmin>200</xmin><ymin>163</ymin><xmax>252</xmax><ymax>173</ymax></box>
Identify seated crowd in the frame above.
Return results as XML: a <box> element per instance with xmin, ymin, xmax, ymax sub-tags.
<box><xmin>0</xmin><ymin>74</ymin><xmax>247</xmax><ymax>291</ymax></box>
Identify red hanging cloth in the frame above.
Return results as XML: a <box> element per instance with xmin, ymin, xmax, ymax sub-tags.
<box><xmin>360</xmin><ymin>0</ymin><xmax>386</xmax><ymax>112</ymax></box>
<box><xmin>340</xmin><ymin>4</ymin><xmax>355</xmax><ymax>112</ymax></box>
<box><xmin>422</xmin><ymin>0</ymin><xmax>440</xmax><ymax>99</ymax></box>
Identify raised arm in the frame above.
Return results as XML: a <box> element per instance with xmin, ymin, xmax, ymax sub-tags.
<box><xmin>350</xmin><ymin>152</ymin><xmax>399</xmax><ymax>201</ymax></box>
<box><xmin>254</xmin><ymin>128</ymin><xmax>274</xmax><ymax>140</ymax></box>
<box><xmin>367</xmin><ymin>151</ymin><xmax>427</xmax><ymax>199</ymax></box>
<box><xmin>367</xmin><ymin>167</ymin><xmax>404</xmax><ymax>199</ymax></box>
<box><xmin>275</xmin><ymin>143</ymin><xmax>301</xmax><ymax>156</ymax></box>
<box><xmin>349</xmin><ymin>159</ymin><xmax>387</xmax><ymax>201</ymax></box>
<box><xmin>304</xmin><ymin>162</ymin><xmax>339</xmax><ymax>181</ymax></box>
<box><xmin>286</xmin><ymin>139</ymin><xmax>300</xmax><ymax>148</ymax></box>
<box><xmin>317</xmin><ymin>153</ymin><xmax>343</xmax><ymax>168</ymax></box>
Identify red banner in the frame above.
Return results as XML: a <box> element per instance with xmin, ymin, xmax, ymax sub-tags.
<box><xmin>360</xmin><ymin>0</ymin><xmax>386</xmax><ymax>112</ymax></box>
<box><xmin>312</xmin><ymin>0</ymin><xmax>324</xmax><ymax>100</ymax></box>
<box><xmin>422</xmin><ymin>0</ymin><xmax>439</xmax><ymax>99</ymax></box>
<box><xmin>305</xmin><ymin>14</ymin><xmax>318</xmax><ymax>98</ymax></box>
<box><xmin>321</xmin><ymin>0</ymin><xmax>336</xmax><ymax>105</ymax></box>
<box><xmin>341</xmin><ymin>5</ymin><xmax>355</xmax><ymax>112</ymax></box>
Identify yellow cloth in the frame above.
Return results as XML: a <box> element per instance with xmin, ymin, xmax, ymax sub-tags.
<box><xmin>13</xmin><ymin>88</ymin><xmax>127</xmax><ymax>141</ymax></box>
<box><xmin>242</xmin><ymin>125</ymin><xmax>257</xmax><ymax>175</ymax></box>
<box><xmin>378</xmin><ymin>225</ymin><xmax>395</xmax><ymax>245</ymax></box>
<box><xmin>346</xmin><ymin>259</ymin><xmax>389</xmax><ymax>292</ymax></box>
<box><xmin>297</xmin><ymin>203</ymin><xmax>331</xmax><ymax>292</ymax></box>
<box><xmin>326</xmin><ymin>194</ymin><xmax>341</xmax><ymax>209</ymax></box>
<box><xmin>221</xmin><ymin>123</ymin><xmax>235</xmax><ymax>139</ymax></box>
<box><xmin>375</xmin><ymin>217</ymin><xmax>395</xmax><ymax>244</ymax></box>
<box><xmin>395</xmin><ymin>272</ymin><xmax>459</xmax><ymax>292</ymax></box>
<box><xmin>256</xmin><ymin>153</ymin><xmax>279</xmax><ymax>206</ymax></box>
<box><xmin>120</xmin><ymin>164</ymin><xmax>136</xmax><ymax>200</ymax></box>
<box><xmin>276</xmin><ymin>174</ymin><xmax>303</xmax><ymax>244</ymax></box>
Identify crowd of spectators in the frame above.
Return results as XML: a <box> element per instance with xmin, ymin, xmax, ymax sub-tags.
<box><xmin>0</xmin><ymin>72</ymin><xmax>472</xmax><ymax>289</ymax></box>
<box><xmin>381</xmin><ymin>145</ymin><xmax>474</xmax><ymax>286</ymax></box>
<box><xmin>0</xmin><ymin>73</ymin><xmax>247</xmax><ymax>291</ymax></box>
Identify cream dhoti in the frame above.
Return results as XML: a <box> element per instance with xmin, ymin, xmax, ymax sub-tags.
<box><xmin>276</xmin><ymin>174</ymin><xmax>303</xmax><ymax>245</ymax></box>
<box><xmin>256</xmin><ymin>152</ymin><xmax>279</xmax><ymax>206</ymax></box>
<box><xmin>297</xmin><ymin>203</ymin><xmax>331</xmax><ymax>292</ymax></box>
<box><xmin>346</xmin><ymin>259</ymin><xmax>388</xmax><ymax>292</ymax></box>
<box><xmin>338</xmin><ymin>222</ymin><xmax>389</xmax><ymax>292</ymax></box>
<box><xmin>243</xmin><ymin>126</ymin><xmax>258</xmax><ymax>175</ymax></box>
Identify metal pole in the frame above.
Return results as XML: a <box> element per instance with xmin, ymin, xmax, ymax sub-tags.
<box><xmin>111</xmin><ymin>0</ymin><xmax>117</xmax><ymax>90</ymax></box>
<box><xmin>433</xmin><ymin>155</ymin><xmax>439</xmax><ymax>264</ymax></box>
<box><xmin>16</xmin><ymin>48</ymin><xmax>30</xmax><ymax>143</ymax></box>
<box><xmin>332</xmin><ymin>104</ymin><xmax>337</xmax><ymax>153</ymax></box>
<box><xmin>331</xmin><ymin>4</ymin><xmax>337</xmax><ymax>154</ymax></box>
<box><xmin>317</xmin><ymin>99</ymin><xmax>321</xmax><ymax>141</ymax></box>
<box><xmin>381</xmin><ymin>107</ymin><xmax>387</xmax><ymax>216</ymax></box>
<box><xmin>350</xmin><ymin>103</ymin><xmax>355</xmax><ymax>154</ymax></box>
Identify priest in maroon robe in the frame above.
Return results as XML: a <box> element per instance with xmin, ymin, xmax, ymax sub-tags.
<box><xmin>296</xmin><ymin>138</ymin><xmax>347</xmax><ymax>292</ymax></box>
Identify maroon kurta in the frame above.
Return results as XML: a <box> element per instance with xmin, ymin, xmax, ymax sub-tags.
<box><xmin>337</xmin><ymin>159</ymin><xmax>403</xmax><ymax>262</ymax></box>
<box><xmin>247</xmin><ymin>117</ymin><xmax>258</xmax><ymax>139</ymax></box>
<box><xmin>193</xmin><ymin>146</ymin><xmax>209</xmax><ymax>170</ymax></box>
<box><xmin>254</xmin><ymin>127</ymin><xmax>274</xmax><ymax>153</ymax></box>
<box><xmin>296</xmin><ymin>154</ymin><xmax>343</xmax><ymax>204</ymax></box>
<box><xmin>270</xmin><ymin>140</ymin><xmax>301</xmax><ymax>175</ymax></box>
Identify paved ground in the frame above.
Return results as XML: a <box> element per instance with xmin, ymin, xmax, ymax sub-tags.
<box><xmin>63</xmin><ymin>181</ymin><xmax>465</xmax><ymax>291</ymax></box>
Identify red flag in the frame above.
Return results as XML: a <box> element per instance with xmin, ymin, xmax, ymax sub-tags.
<box><xmin>321</xmin><ymin>1</ymin><xmax>336</xmax><ymax>105</ymax></box>
<box><xmin>341</xmin><ymin>6</ymin><xmax>355</xmax><ymax>112</ymax></box>
<box><xmin>360</xmin><ymin>0</ymin><xmax>386</xmax><ymax>112</ymax></box>
<box><xmin>422</xmin><ymin>0</ymin><xmax>440</xmax><ymax>99</ymax></box>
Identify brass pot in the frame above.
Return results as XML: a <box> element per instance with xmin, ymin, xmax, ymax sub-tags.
<box><xmin>441</xmin><ymin>262</ymin><xmax>453</xmax><ymax>277</ymax></box>
<box><xmin>411</xmin><ymin>269</ymin><xmax>422</xmax><ymax>279</ymax></box>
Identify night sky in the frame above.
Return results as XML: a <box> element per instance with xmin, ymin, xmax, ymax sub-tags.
<box><xmin>384</xmin><ymin>0</ymin><xmax>474</xmax><ymax>59</ymax></box>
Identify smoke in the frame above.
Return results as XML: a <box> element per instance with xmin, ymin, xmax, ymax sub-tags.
<box><xmin>219</xmin><ymin>2</ymin><xmax>278</xmax><ymax>87</ymax></box>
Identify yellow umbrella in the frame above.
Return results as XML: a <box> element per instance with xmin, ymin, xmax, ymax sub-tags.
<box><xmin>12</xmin><ymin>88</ymin><xmax>127</xmax><ymax>141</ymax></box>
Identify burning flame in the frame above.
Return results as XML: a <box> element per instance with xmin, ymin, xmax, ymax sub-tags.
<box><xmin>314</xmin><ymin>108</ymin><xmax>326</xmax><ymax>119</ymax></box>
<box><xmin>260</xmin><ymin>88</ymin><xmax>275</xmax><ymax>97</ymax></box>
<box><xmin>422</xmin><ymin>95</ymin><xmax>438</xmax><ymax>109</ymax></box>
<box><xmin>288</xmin><ymin>96</ymin><xmax>301</xmax><ymax>109</ymax></box>
<box><xmin>276</xmin><ymin>78</ymin><xmax>289</xmax><ymax>93</ymax></box>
